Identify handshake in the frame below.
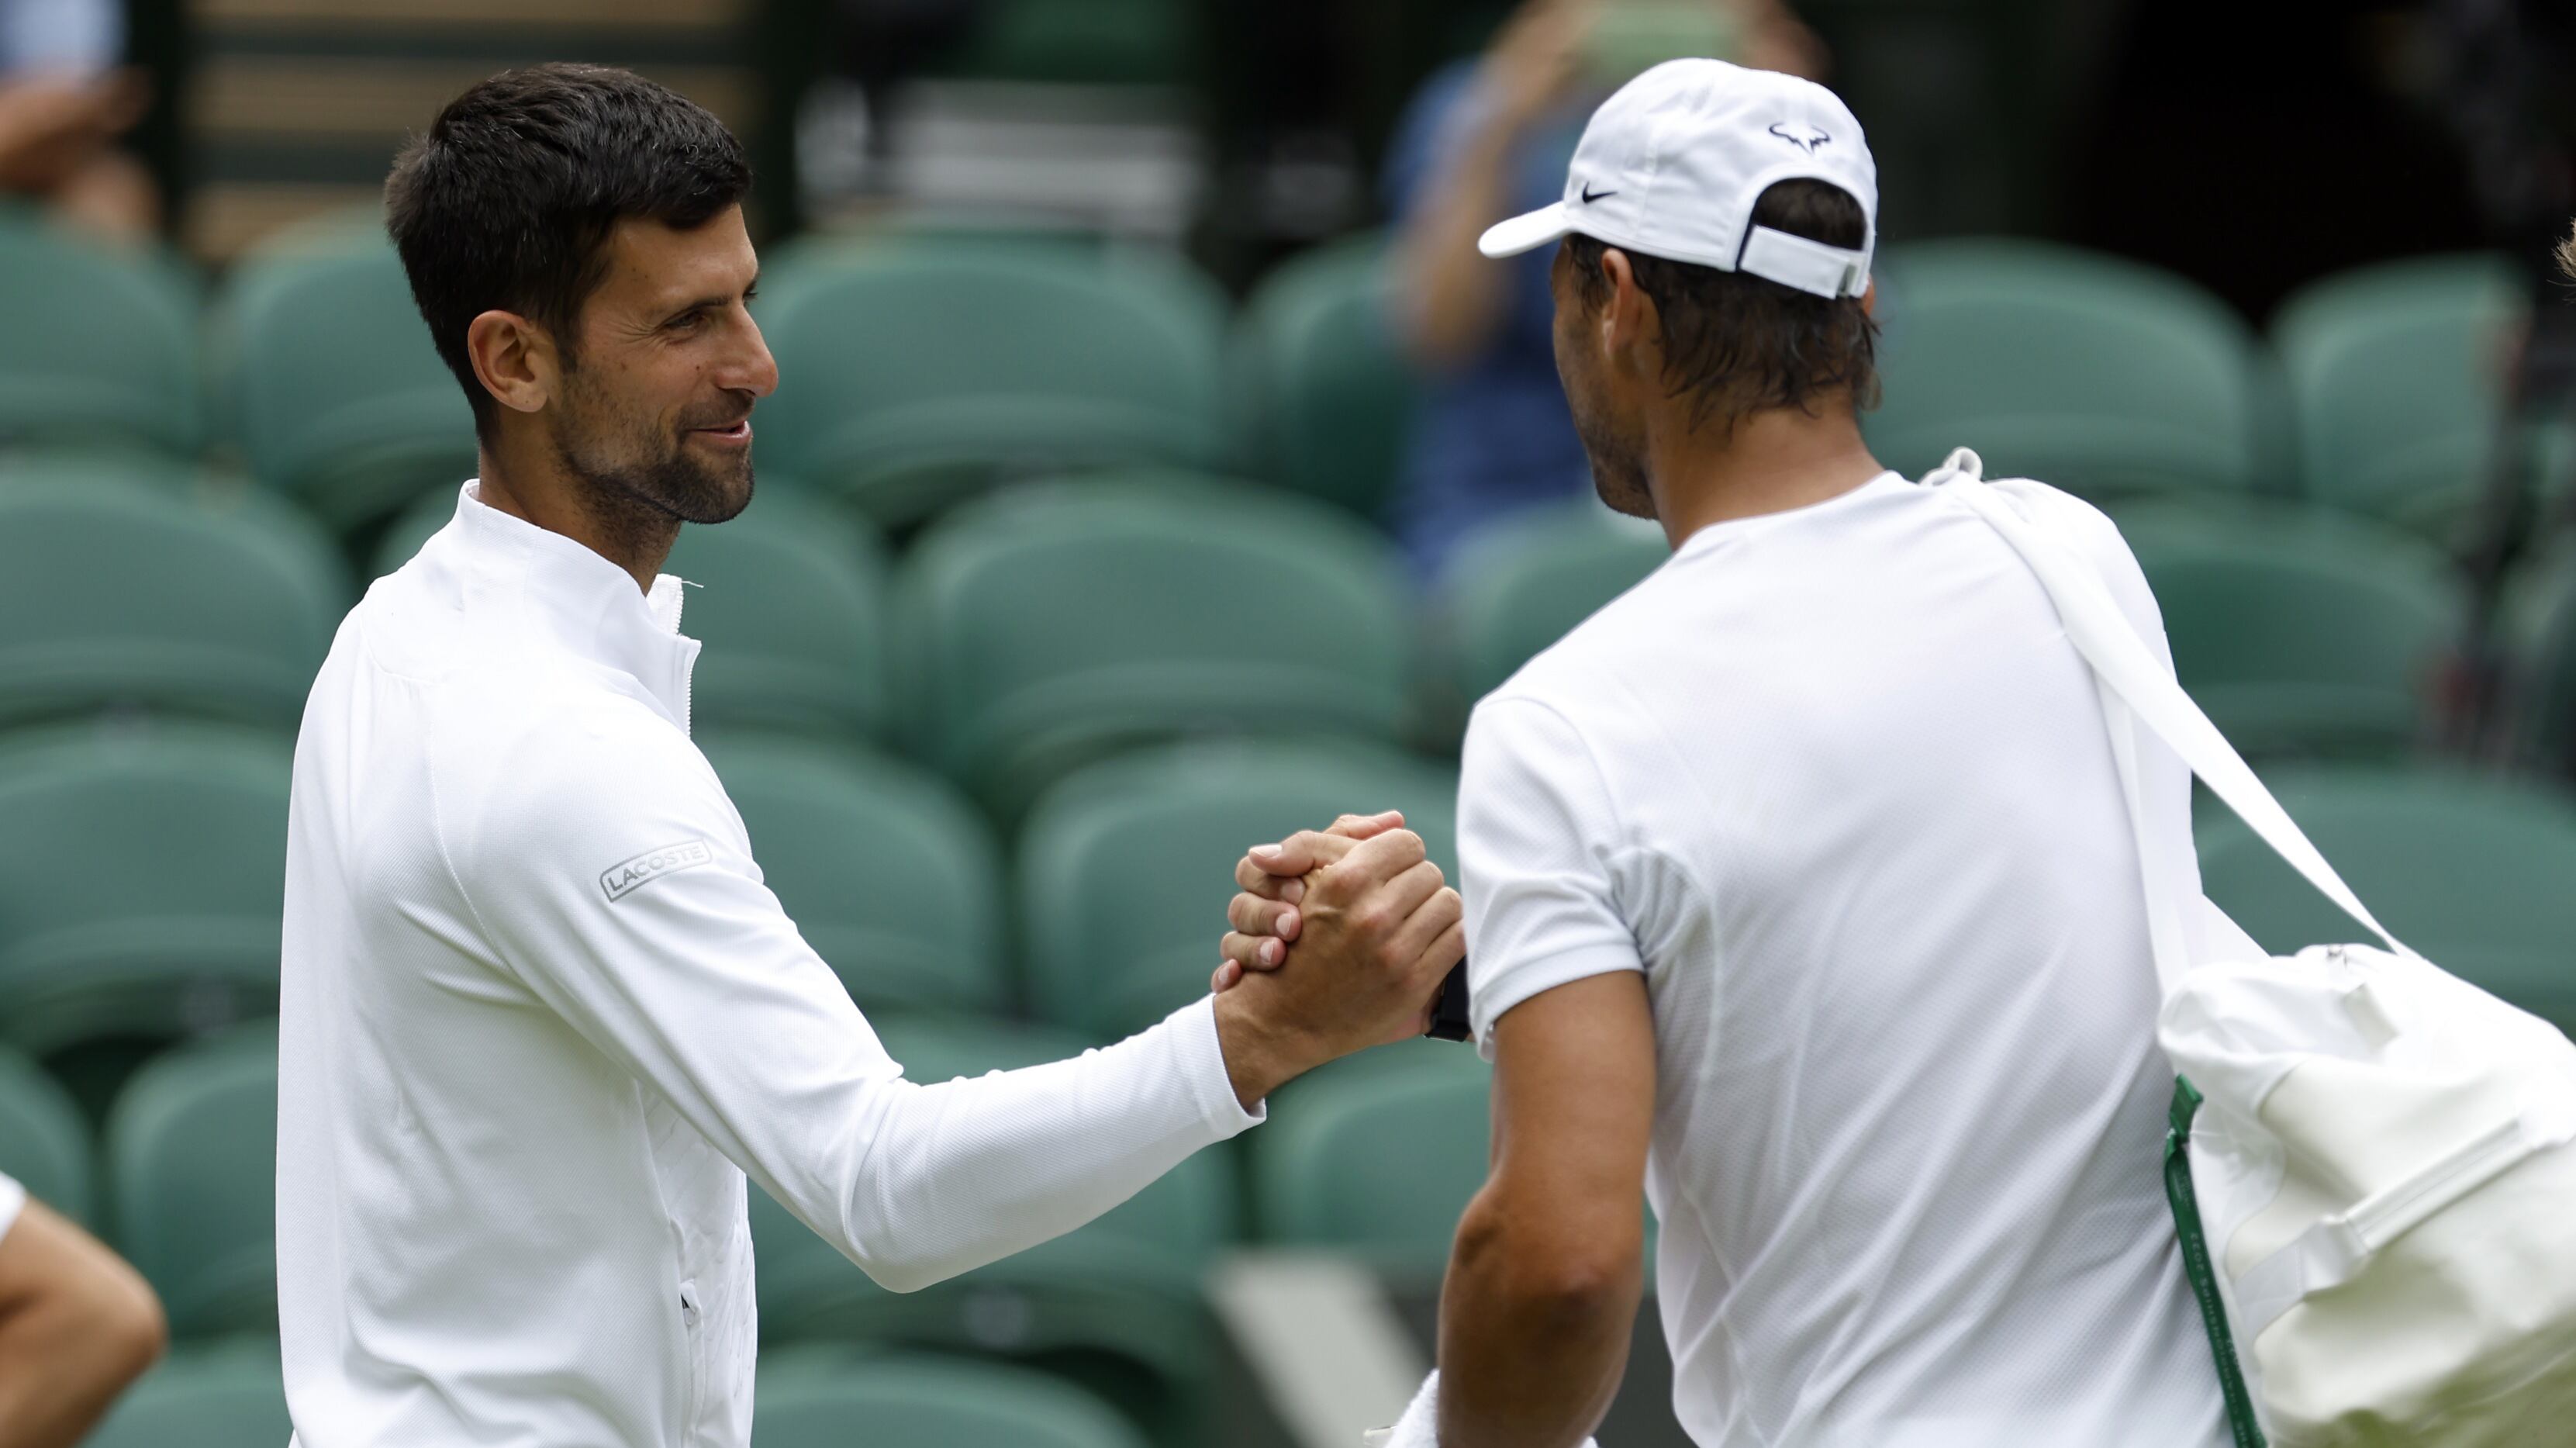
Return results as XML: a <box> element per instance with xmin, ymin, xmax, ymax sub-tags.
<box><xmin>1202</xmin><ymin>811</ymin><xmax>1469</xmax><ymax>1107</ymax></box>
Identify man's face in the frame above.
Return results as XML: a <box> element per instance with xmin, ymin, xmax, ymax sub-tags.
<box><xmin>1549</xmin><ymin>242</ymin><xmax>1657</xmax><ymax>521</ymax></box>
<box><xmin>547</xmin><ymin>205</ymin><xmax>775</xmax><ymax>527</ymax></box>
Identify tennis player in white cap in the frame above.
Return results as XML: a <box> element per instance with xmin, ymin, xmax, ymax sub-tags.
<box><xmin>1227</xmin><ymin>57</ymin><xmax>2232</xmax><ymax>1448</ymax></box>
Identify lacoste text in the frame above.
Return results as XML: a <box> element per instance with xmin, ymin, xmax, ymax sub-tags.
<box><xmin>600</xmin><ymin>839</ymin><xmax>715</xmax><ymax>902</ymax></box>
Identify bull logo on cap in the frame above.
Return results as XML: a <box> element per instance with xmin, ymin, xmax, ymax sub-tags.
<box><xmin>1767</xmin><ymin>122</ymin><xmax>1832</xmax><ymax>154</ymax></box>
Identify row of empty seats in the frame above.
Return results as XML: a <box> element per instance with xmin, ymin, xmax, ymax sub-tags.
<box><xmin>0</xmin><ymin>212</ymin><xmax>2554</xmax><ymax>546</ymax></box>
<box><xmin>22</xmin><ymin>744</ymin><xmax>2576</xmax><ymax>1432</ymax></box>
<box><xmin>76</xmin><ymin>1338</ymin><xmax>1160</xmax><ymax>1448</ymax></box>
<box><xmin>3</xmin><ymin>710</ymin><xmax>2572</xmax><ymax>1101</ymax></box>
<box><xmin>3</xmin><ymin>468</ymin><xmax>2550</xmax><ymax>805</ymax></box>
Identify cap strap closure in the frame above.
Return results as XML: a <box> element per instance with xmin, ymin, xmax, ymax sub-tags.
<box><xmin>1738</xmin><ymin>226</ymin><xmax>1870</xmax><ymax>299</ymax></box>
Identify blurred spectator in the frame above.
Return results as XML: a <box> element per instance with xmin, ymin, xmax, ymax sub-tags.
<box><xmin>1383</xmin><ymin>0</ymin><xmax>1822</xmax><ymax>577</ymax></box>
<box><xmin>0</xmin><ymin>1171</ymin><xmax>165</xmax><ymax>1448</ymax></box>
<box><xmin>0</xmin><ymin>0</ymin><xmax>154</xmax><ymax>240</ymax></box>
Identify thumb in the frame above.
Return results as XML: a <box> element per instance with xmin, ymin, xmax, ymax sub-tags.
<box><xmin>1248</xmin><ymin>827</ymin><xmax>1365</xmax><ymax>878</ymax></box>
<box><xmin>1327</xmin><ymin>809</ymin><xmax>1405</xmax><ymax>841</ymax></box>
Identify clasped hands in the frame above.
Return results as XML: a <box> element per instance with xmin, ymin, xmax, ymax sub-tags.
<box><xmin>1209</xmin><ymin>810</ymin><xmax>1460</xmax><ymax>1047</ymax></box>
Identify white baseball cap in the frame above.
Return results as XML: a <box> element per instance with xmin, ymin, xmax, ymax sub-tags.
<box><xmin>1477</xmin><ymin>58</ymin><xmax>1877</xmax><ymax>299</ymax></box>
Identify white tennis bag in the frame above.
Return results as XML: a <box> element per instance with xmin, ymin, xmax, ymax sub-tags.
<box><xmin>1932</xmin><ymin>450</ymin><xmax>2576</xmax><ymax>1447</ymax></box>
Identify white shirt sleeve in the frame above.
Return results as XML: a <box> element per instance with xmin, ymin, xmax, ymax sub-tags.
<box><xmin>1458</xmin><ymin>694</ymin><xmax>1646</xmax><ymax>1056</ymax></box>
<box><xmin>450</xmin><ymin>703</ymin><xmax>1262</xmax><ymax>1294</ymax></box>
<box><xmin>0</xmin><ymin>1170</ymin><xmax>24</xmax><ymax>1244</ymax></box>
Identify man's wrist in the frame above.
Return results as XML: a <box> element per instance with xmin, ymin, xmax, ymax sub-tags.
<box><xmin>1210</xmin><ymin>989</ymin><xmax>1319</xmax><ymax>1111</ymax></box>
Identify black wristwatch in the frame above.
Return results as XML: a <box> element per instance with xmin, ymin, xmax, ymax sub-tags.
<box><xmin>1424</xmin><ymin>960</ymin><xmax>1473</xmax><ymax>1042</ymax></box>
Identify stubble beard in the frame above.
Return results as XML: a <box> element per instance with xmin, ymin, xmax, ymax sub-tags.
<box><xmin>548</xmin><ymin>375</ymin><xmax>754</xmax><ymax>561</ymax></box>
<box><xmin>1569</xmin><ymin>388</ymin><xmax>1656</xmax><ymax>520</ymax></box>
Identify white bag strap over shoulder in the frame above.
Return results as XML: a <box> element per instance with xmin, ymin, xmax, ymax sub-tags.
<box><xmin>1922</xmin><ymin>448</ymin><xmax>2407</xmax><ymax>969</ymax></box>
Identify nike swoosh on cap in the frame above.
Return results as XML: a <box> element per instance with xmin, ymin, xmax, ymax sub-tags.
<box><xmin>1580</xmin><ymin>184</ymin><xmax>1618</xmax><ymax>203</ymax></box>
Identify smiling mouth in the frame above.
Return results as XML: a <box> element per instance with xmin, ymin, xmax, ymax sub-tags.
<box><xmin>690</xmin><ymin>419</ymin><xmax>752</xmax><ymax>443</ymax></box>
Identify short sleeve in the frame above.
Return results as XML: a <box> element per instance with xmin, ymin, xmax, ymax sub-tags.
<box><xmin>0</xmin><ymin>1170</ymin><xmax>23</xmax><ymax>1243</ymax></box>
<box><xmin>1459</xmin><ymin>696</ymin><xmax>1645</xmax><ymax>1056</ymax></box>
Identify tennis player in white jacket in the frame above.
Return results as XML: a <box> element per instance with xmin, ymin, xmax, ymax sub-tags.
<box><xmin>275</xmin><ymin>65</ymin><xmax>1465</xmax><ymax>1447</ymax></box>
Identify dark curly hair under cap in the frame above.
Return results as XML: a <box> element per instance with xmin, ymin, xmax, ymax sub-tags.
<box><xmin>383</xmin><ymin>63</ymin><xmax>752</xmax><ymax>437</ymax></box>
<box><xmin>1564</xmin><ymin>177</ymin><xmax>1880</xmax><ymax>437</ymax></box>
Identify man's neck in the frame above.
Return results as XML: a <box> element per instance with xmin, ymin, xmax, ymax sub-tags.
<box><xmin>1647</xmin><ymin>403</ymin><xmax>1887</xmax><ymax>550</ymax></box>
<box><xmin>475</xmin><ymin>436</ymin><xmax>679</xmax><ymax>594</ymax></box>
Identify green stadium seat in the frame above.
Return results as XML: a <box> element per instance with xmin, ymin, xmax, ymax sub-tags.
<box><xmin>2506</xmin><ymin>541</ymin><xmax>2576</xmax><ymax>772</ymax></box>
<box><xmin>80</xmin><ymin>1337</ymin><xmax>292</xmax><ymax>1448</ymax></box>
<box><xmin>665</xmin><ymin>489</ymin><xmax>892</xmax><ymax>738</ymax></box>
<box><xmin>756</xmin><ymin>1352</ymin><xmax>1150</xmax><ymax>1448</ymax></box>
<box><xmin>893</xmin><ymin>479</ymin><xmax>1411</xmax><ymax>814</ymax></box>
<box><xmin>1017</xmin><ymin>738</ymin><xmax>1458</xmax><ymax>1041</ymax></box>
<box><xmin>1253</xmin><ymin>1048</ymin><xmax>1491</xmax><ymax>1275</ymax></box>
<box><xmin>377</xmin><ymin>484</ymin><xmax>893</xmax><ymax>741</ymax></box>
<box><xmin>0</xmin><ymin>217</ymin><xmax>201</xmax><ymax>455</ymax></box>
<box><xmin>758</xmin><ymin>247</ymin><xmax>1231</xmax><ymax>526</ymax></box>
<box><xmin>694</xmin><ymin>737</ymin><xmax>1007</xmax><ymax>1015</ymax></box>
<box><xmin>105</xmin><ymin>1025</ymin><xmax>279</xmax><ymax>1336</ymax></box>
<box><xmin>2270</xmin><ymin>254</ymin><xmax>2524</xmax><ymax>541</ymax></box>
<box><xmin>0</xmin><ymin>1048</ymin><xmax>91</xmax><ymax>1224</ymax></box>
<box><xmin>1430</xmin><ymin>503</ymin><xmax>1668</xmax><ymax>730</ymax></box>
<box><xmin>0</xmin><ymin>448</ymin><xmax>204</xmax><ymax>495</ymax></box>
<box><xmin>2198</xmin><ymin>769</ymin><xmax>2576</xmax><ymax>1034</ymax></box>
<box><xmin>939</xmin><ymin>0</ymin><xmax>1192</xmax><ymax>85</ymax></box>
<box><xmin>749</xmin><ymin>1017</ymin><xmax>1231</xmax><ymax>1440</ymax></box>
<box><xmin>2117</xmin><ymin>505</ymin><xmax>2461</xmax><ymax>760</ymax></box>
<box><xmin>212</xmin><ymin>235</ymin><xmax>476</xmax><ymax>534</ymax></box>
<box><xmin>1230</xmin><ymin>234</ymin><xmax>1414</xmax><ymax>521</ymax></box>
<box><xmin>0</xmin><ymin>478</ymin><xmax>349</xmax><ymax>729</ymax></box>
<box><xmin>0</xmin><ymin>726</ymin><xmax>292</xmax><ymax>1066</ymax></box>
<box><xmin>1868</xmin><ymin>239</ymin><xmax>2274</xmax><ymax>499</ymax></box>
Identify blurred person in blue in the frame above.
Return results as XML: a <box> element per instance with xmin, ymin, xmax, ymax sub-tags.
<box><xmin>0</xmin><ymin>0</ymin><xmax>153</xmax><ymax>238</ymax></box>
<box><xmin>1383</xmin><ymin>0</ymin><xmax>1822</xmax><ymax>576</ymax></box>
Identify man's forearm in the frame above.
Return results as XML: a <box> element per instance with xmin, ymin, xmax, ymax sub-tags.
<box><xmin>0</xmin><ymin>1204</ymin><xmax>165</xmax><ymax>1448</ymax></box>
<box><xmin>1395</xmin><ymin>118</ymin><xmax>1528</xmax><ymax>367</ymax></box>
<box><xmin>1436</xmin><ymin>1191</ymin><xmax>1642</xmax><ymax>1446</ymax></box>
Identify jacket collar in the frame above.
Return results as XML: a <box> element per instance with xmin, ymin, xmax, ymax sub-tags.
<box><xmin>430</xmin><ymin>481</ymin><xmax>700</xmax><ymax>731</ymax></box>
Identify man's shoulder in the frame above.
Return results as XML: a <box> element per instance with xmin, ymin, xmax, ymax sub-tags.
<box><xmin>1475</xmin><ymin>539</ymin><xmax>1700</xmax><ymax>725</ymax></box>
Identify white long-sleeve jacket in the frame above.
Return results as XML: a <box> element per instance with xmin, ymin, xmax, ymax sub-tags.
<box><xmin>275</xmin><ymin>482</ymin><xmax>1262</xmax><ymax>1447</ymax></box>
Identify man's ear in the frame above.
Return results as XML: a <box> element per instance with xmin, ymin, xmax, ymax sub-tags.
<box><xmin>1597</xmin><ymin>247</ymin><xmax>1659</xmax><ymax>375</ymax></box>
<box><xmin>1860</xmin><ymin>276</ymin><xmax>1878</xmax><ymax>317</ymax></box>
<box><xmin>464</xmin><ymin>309</ymin><xmax>556</xmax><ymax>419</ymax></box>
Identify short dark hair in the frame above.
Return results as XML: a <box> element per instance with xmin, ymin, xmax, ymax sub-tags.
<box><xmin>1566</xmin><ymin>178</ymin><xmax>1879</xmax><ymax>434</ymax></box>
<box><xmin>385</xmin><ymin>64</ymin><xmax>752</xmax><ymax>433</ymax></box>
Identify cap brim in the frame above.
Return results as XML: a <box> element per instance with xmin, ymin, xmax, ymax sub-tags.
<box><xmin>1476</xmin><ymin>202</ymin><xmax>1578</xmax><ymax>259</ymax></box>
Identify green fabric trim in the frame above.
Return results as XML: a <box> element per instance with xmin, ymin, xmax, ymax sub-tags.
<box><xmin>2166</xmin><ymin>1078</ymin><xmax>2268</xmax><ymax>1447</ymax></box>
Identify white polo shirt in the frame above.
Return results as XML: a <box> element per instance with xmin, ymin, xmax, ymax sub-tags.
<box><xmin>0</xmin><ymin>1170</ymin><xmax>22</xmax><ymax>1244</ymax></box>
<box><xmin>277</xmin><ymin>483</ymin><xmax>1261</xmax><ymax>1448</ymax></box>
<box><xmin>1459</xmin><ymin>473</ymin><xmax>2230</xmax><ymax>1446</ymax></box>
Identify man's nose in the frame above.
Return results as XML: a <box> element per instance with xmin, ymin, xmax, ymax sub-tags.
<box><xmin>725</xmin><ymin>315</ymin><xmax>779</xmax><ymax>399</ymax></box>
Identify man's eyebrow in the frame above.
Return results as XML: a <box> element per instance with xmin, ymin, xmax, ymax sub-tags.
<box><xmin>661</xmin><ymin>275</ymin><xmax>761</xmax><ymax>320</ymax></box>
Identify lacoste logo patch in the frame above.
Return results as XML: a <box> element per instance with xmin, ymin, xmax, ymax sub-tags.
<box><xmin>600</xmin><ymin>838</ymin><xmax>714</xmax><ymax>902</ymax></box>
